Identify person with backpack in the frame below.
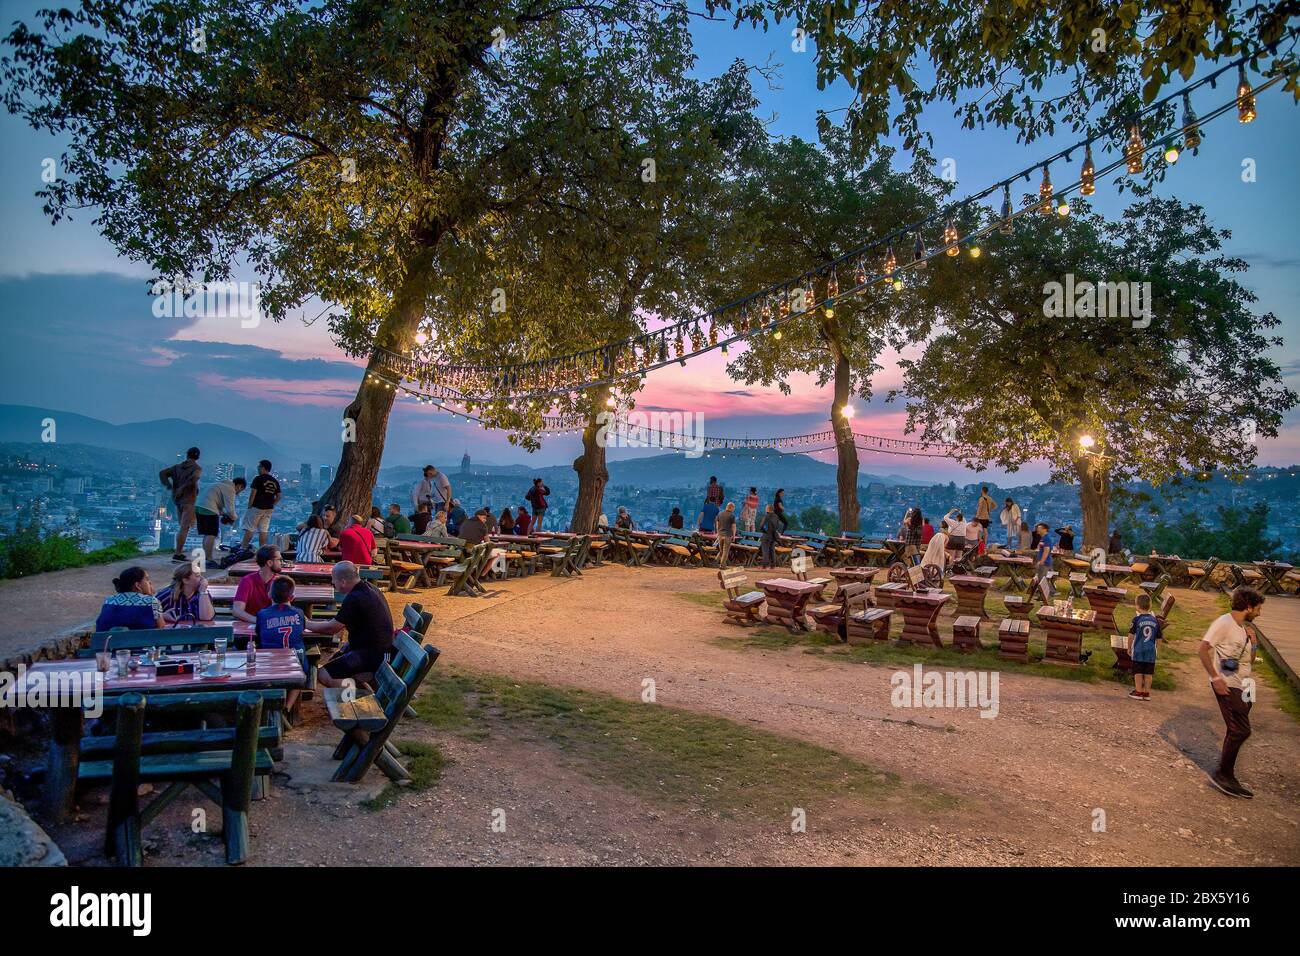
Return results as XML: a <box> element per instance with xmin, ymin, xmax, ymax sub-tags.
<box><xmin>195</xmin><ymin>475</ymin><xmax>246</xmax><ymax>563</ymax></box>
<box><xmin>159</xmin><ymin>446</ymin><xmax>202</xmax><ymax>561</ymax></box>
<box><xmin>526</xmin><ymin>478</ymin><xmax>551</xmax><ymax>531</ymax></box>
<box><xmin>1199</xmin><ymin>587</ymin><xmax>1265</xmax><ymax>798</ymax></box>
<box><xmin>239</xmin><ymin>459</ymin><xmax>281</xmax><ymax>551</ymax></box>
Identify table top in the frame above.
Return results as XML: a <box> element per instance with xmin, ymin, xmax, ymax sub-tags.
<box><xmin>1037</xmin><ymin>607</ymin><xmax>1098</xmax><ymax>626</ymax></box>
<box><xmin>170</xmin><ymin>619</ymin><xmax>256</xmax><ymax>637</ymax></box>
<box><xmin>756</xmin><ymin>578</ymin><xmax>825</xmax><ymax>596</ymax></box>
<box><xmin>389</xmin><ymin>539</ymin><xmax>456</xmax><ymax>552</ymax></box>
<box><xmin>1083</xmin><ymin>585</ymin><xmax>1127</xmax><ymax>599</ymax></box>
<box><xmin>1098</xmin><ymin>564</ymin><xmax>1133</xmax><ymax>574</ymax></box>
<box><xmin>1254</xmin><ymin>560</ymin><xmax>1294</xmax><ymax>569</ymax></box>
<box><xmin>830</xmin><ymin>567</ymin><xmax>880</xmax><ymax>579</ymax></box>
<box><xmin>949</xmin><ymin>575</ymin><xmax>995</xmax><ymax>587</ymax></box>
<box><xmin>208</xmin><ymin>584</ymin><xmax>337</xmax><ymax>604</ymax></box>
<box><xmin>989</xmin><ymin>553</ymin><xmax>1033</xmax><ymax>565</ymax></box>
<box><xmin>16</xmin><ymin>648</ymin><xmax>305</xmax><ymax>698</ymax></box>
<box><xmin>894</xmin><ymin>590</ymin><xmax>952</xmax><ymax>605</ymax></box>
<box><xmin>228</xmin><ymin>560</ymin><xmax>339</xmax><ymax>578</ymax></box>
<box><xmin>629</xmin><ymin>531</ymin><xmax>669</xmax><ymax>539</ymax></box>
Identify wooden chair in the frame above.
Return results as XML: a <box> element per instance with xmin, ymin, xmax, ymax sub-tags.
<box><xmin>806</xmin><ymin>580</ymin><xmax>868</xmax><ymax>639</ymax></box>
<box><xmin>438</xmin><ymin>542</ymin><xmax>489</xmax><ymax>595</ymax></box>
<box><xmin>1187</xmin><ymin>556</ymin><xmax>1219</xmax><ymax>591</ymax></box>
<box><xmin>1139</xmin><ymin>572</ymin><xmax>1171</xmax><ymax>602</ymax></box>
<box><xmin>79</xmin><ymin>689</ymin><xmax>283</xmax><ymax>865</ymax></box>
<box><xmin>952</xmin><ymin>615</ymin><xmax>983</xmax><ymax>652</ymax></box>
<box><xmin>718</xmin><ymin>568</ymin><xmax>765</xmax><ymax>626</ymax></box>
<box><xmin>790</xmin><ymin>550</ymin><xmax>832</xmax><ymax>596</ymax></box>
<box><xmin>1154</xmin><ymin>591</ymin><xmax>1176</xmax><ymax>627</ymax></box>
<box><xmin>1110</xmin><ymin>634</ymin><xmax>1133</xmax><ymax>674</ymax></box>
<box><xmin>326</xmin><ymin>633</ymin><xmax>440</xmax><ymax>783</ymax></box>
<box><xmin>845</xmin><ymin>584</ymin><xmax>892</xmax><ymax>643</ymax></box>
<box><xmin>997</xmin><ymin>618</ymin><xmax>1031</xmax><ymax>662</ymax></box>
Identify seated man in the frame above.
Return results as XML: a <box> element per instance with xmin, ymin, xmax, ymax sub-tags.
<box><xmin>337</xmin><ymin>513</ymin><xmax>376</xmax><ymax>565</ymax></box>
<box><xmin>308</xmin><ymin>562</ymin><xmax>395</xmax><ymax>688</ymax></box>
<box><xmin>410</xmin><ymin>501</ymin><xmax>433</xmax><ymax>535</ymax></box>
<box><xmin>457</xmin><ymin>508</ymin><xmax>489</xmax><ymax>545</ymax></box>
<box><xmin>387</xmin><ymin>503</ymin><xmax>411</xmax><ymax>535</ymax></box>
<box><xmin>232</xmin><ymin>545</ymin><xmax>283</xmax><ymax>624</ymax></box>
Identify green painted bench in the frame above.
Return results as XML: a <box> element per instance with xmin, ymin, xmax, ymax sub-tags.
<box><xmin>79</xmin><ymin>625</ymin><xmax>236</xmax><ymax>659</ymax></box>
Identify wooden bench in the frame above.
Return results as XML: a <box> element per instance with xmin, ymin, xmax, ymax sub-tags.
<box><xmin>80</xmin><ymin>688</ymin><xmax>283</xmax><ymax>865</ymax></box>
<box><xmin>1139</xmin><ymin>572</ymin><xmax>1171</xmax><ymax>602</ymax></box>
<box><xmin>952</xmin><ymin>615</ymin><xmax>983</xmax><ymax>652</ymax></box>
<box><xmin>845</xmin><ymin>582</ymin><xmax>892</xmax><ymax>644</ymax></box>
<box><xmin>998</xmin><ymin>618</ymin><xmax>1031</xmax><ymax>662</ymax></box>
<box><xmin>326</xmin><ymin>630</ymin><xmax>440</xmax><ymax>783</ymax></box>
<box><xmin>1154</xmin><ymin>591</ymin><xmax>1176</xmax><ymax>627</ymax></box>
<box><xmin>726</xmin><ymin>539</ymin><xmax>759</xmax><ymax>567</ymax></box>
<box><xmin>974</xmin><ymin>565</ymin><xmax>997</xmax><ymax>578</ymax></box>
<box><xmin>80</xmin><ymin>625</ymin><xmax>235</xmax><ymax>658</ymax></box>
<box><xmin>1110</xmin><ymin>634</ymin><xmax>1133</xmax><ymax>674</ymax></box>
<box><xmin>656</xmin><ymin>536</ymin><xmax>696</xmax><ymax>566</ymax></box>
<box><xmin>540</xmin><ymin>536</ymin><xmax>585</xmax><ymax>577</ymax></box>
<box><xmin>438</xmin><ymin>542</ymin><xmax>490</xmax><ymax>595</ymax></box>
<box><xmin>1002</xmin><ymin>595</ymin><xmax>1032</xmax><ymax>620</ymax></box>
<box><xmin>806</xmin><ymin>580</ymin><xmax>871</xmax><ymax>639</ymax></box>
<box><xmin>1187</xmin><ymin>556</ymin><xmax>1219</xmax><ymax>591</ymax></box>
<box><xmin>719</xmin><ymin>568</ymin><xmax>766</xmax><ymax>626</ymax></box>
<box><xmin>790</xmin><ymin>550</ymin><xmax>832</xmax><ymax>597</ymax></box>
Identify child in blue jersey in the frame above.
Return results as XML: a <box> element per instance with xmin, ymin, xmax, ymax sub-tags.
<box><xmin>1127</xmin><ymin>592</ymin><xmax>1164</xmax><ymax>700</ymax></box>
<box><xmin>256</xmin><ymin>575</ymin><xmax>307</xmax><ymax>710</ymax></box>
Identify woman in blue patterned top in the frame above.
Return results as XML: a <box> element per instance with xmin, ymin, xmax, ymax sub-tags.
<box><xmin>156</xmin><ymin>563</ymin><xmax>214</xmax><ymax>624</ymax></box>
<box><xmin>94</xmin><ymin>567</ymin><xmax>165</xmax><ymax>631</ymax></box>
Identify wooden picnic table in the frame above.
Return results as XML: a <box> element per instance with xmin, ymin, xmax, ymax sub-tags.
<box><xmin>1145</xmin><ymin>553</ymin><xmax>1187</xmax><ymax>582</ymax></box>
<box><xmin>1253</xmin><ymin>560</ymin><xmax>1295</xmax><ymax>594</ymax></box>
<box><xmin>1036</xmin><ymin>606</ymin><xmax>1098</xmax><ymax>666</ymax></box>
<box><xmin>988</xmin><ymin>553</ymin><xmax>1033</xmax><ymax>591</ymax></box>
<box><xmin>829</xmin><ymin>566</ymin><xmax>880</xmax><ymax>588</ymax></box>
<box><xmin>948</xmin><ymin>575</ymin><xmax>995</xmax><ymax>620</ymax></box>
<box><xmin>1095</xmin><ymin>563</ymin><xmax>1135</xmax><ymax>588</ymax></box>
<box><xmin>880</xmin><ymin>538</ymin><xmax>907</xmax><ymax>562</ymax></box>
<box><xmin>892</xmin><ymin>591</ymin><xmax>951</xmax><ymax>647</ymax></box>
<box><xmin>1083</xmin><ymin>585</ymin><xmax>1127</xmax><ymax>632</ymax></box>
<box><xmin>208</xmin><ymin>583</ymin><xmax>338</xmax><ymax>612</ymax></box>
<box><xmin>17</xmin><ymin>649</ymin><xmax>305</xmax><ymax>822</ymax></box>
<box><xmin>491</xmin><ymin>534</ymin><xmax>539</xmax><ymax>544</ymax></box>
<box><xmin>755</xmin><ymin>578</ymin><xmax>824</xmax><ymax>632</ymax></box>
<box><xmin>228</xmin><ymin>560</ymin><xmax>332</xmax><ymax>580</ymax></box>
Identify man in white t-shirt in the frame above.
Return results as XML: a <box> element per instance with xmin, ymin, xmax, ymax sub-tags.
<box><xmin>1198</xmin><ymin>587</ymin><xmax>1265</xmax><ymax>798</ymax></box>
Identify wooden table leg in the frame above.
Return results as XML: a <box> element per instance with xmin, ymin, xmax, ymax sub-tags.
<box><xmin>45</xmin><ymin>705</ymin><xmax>84</xmax><ymax>823</ymax></box>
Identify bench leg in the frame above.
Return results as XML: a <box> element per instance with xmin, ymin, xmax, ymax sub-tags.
<box><xmin>375</xmin><ymin>748</ymin><xmax>412</xmax><ymax>783</ymax></box>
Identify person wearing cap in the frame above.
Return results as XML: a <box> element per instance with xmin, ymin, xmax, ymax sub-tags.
<box><xmin>457</xmin><ymin>507</ymin><xmax>489</xmax><ymax>544</ymax></box>
<box><xmin>1054</xmin><ymin>524</ymin><xmax>1076</xmax><ymax>552</ymax></box>
<box><xmin>337</xmin><ymin>513</ymin><xmax>376</xmax><ymax>565</ymax></box>
<box><xmin>446</xmin><ymin>498</ymin><xmax>467</xmax><ymax>536</ymax></box>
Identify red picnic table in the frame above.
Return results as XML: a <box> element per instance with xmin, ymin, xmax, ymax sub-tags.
<box><xmin>755</xmin><ymin>578</ymin><xmax>824</xmax><ymax>632</ymax></box>
<box><xmin>16</xmin><ymin>649</ymin><xmax>305</xmax><ymax>822</ymax></box>
<box><xmin>228</xmin><ymin>560</ymin><xmax>337</xmax><ymax>580</ymax></box>
<box><xmin>208</xmin><ymin>583</ymin><xmax>338</xmax><ymax>612</ymax></box>
<box><xmin>1036</xmin><ymin>606</ymin><xmax>1098</xmax><ymax>666</ymax></box>
<box><xmin>829</xmin><ymin>566</ymin><xmax>880</xmax><ymax>588</ymax></box>
<box><xmin>1083</xmin><ymin>585</ymin><xmax>1127</xmax><ymax>632</ymax></box>
<box><xmin>948</xmin><ymin>574</ymin><xmax>995</xmax><ymax>620</ymax></box>
<box><xmin>893</xmin><ymin>590</ymin><xmax>951</xmax><ymax>647</ymax></box>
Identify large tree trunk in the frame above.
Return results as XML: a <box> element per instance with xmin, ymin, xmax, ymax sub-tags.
<box><xmin>832</xmin><ymin>354</ymin><xmax>861</xmax><ymax>532</ymax></box>
<box><xmin>1075</xmin><ymin>455</ymin><xmax>1110</xmax><ymax>551</ymax></box>
<box><xmin>571</xmin><ymin>384</ymin><xmax>611</xmax><ymax>532</ymax></box>
<box><xmin>319</xmin><ymin>246</ymin><xmax>436</xmax><ymax>529</ymax></box>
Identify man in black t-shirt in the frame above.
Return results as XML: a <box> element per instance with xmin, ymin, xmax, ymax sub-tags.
<box><xmin>240</xmin><ymin>459</ymin><xmax>282</xmax><ymax>550</ymax></box>
<box><xmin>309</xmin><ymin>561</ymin><xmax>395</xmax><ymax>685</ymax></box>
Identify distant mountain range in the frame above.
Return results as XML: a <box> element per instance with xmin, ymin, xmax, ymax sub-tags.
<box><xmin>0</xmin><ymin>404</ymin><xmax>280</xmax><ymax>466</ymax></box>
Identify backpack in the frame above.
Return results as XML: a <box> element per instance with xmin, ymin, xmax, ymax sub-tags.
<box><xmin>218</xmin><ymin>547</ymin><xmax>255</xmax><ymax>569</ymax></box>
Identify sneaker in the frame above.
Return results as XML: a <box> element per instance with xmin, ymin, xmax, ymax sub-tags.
<box><xmin>1128</xmin><ymin>690</ymin><xmax>1143</xmax><ymax>700</ymax></box>
<box><xmin>1209</xmin><ymin>773</ymin><xmax>1248</xmax><ymax>798</ymax></box>
<box><xmin>1234</xmin><ymin>781</ymin><xmax>1254</xmax><ymax>799</ymax></box>
<box><xmin>1140</xmin><ymin>692</ymin><xmax>1151</xmax><ymax>700</ymax></box>
<box><xmin>171</xmin><ymin>553</ymin><xmax>189</xmax><ymax>562</ymax></box>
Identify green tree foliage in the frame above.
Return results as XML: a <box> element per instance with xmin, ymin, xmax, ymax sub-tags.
<box><xmin>710</xmin><ymin>1</ymin><xmax>1298</xmax><ymax>155</ymax></box>
<box><xmin>895</xmin><ymin>196</ymin><xmax>1296</xmax><ymax>549</ymax></box>
<box><xmin>1114</xmin><ymin>501</ymin><xmax>1285</xmax><ymax>561</ymax></box>
<box><xmin>797</xmin><ymin>505</ymin><xmax>839</xmax><ymax>535</ymax></box>
<box><xmin>710</xmin><ymin>132</ymin><xmax>949</xmax><ymax>529</ymax></box>
<box><xmin>0</xmin><ymin>510</ymin><xmax>141</xmax><ymax>579</ymax></box>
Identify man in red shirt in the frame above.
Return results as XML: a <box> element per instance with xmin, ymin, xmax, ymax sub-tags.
<box><xmin>338</xmin><ymin>514</ymin><xmax>376</xmax><ymax>565</ymax></box>
<box><xmin>233</xmin><ymin>546</ymin><xmax>283</xmax><ymax>622</ymax></box>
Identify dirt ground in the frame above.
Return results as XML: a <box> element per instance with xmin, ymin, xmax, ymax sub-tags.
<box><xmin>39</xmin><ymin>563</ymin><xmax>1300</xmax><ymax>866</ymax></box>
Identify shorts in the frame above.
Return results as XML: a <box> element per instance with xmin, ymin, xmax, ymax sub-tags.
<box><xmin>323</xmin><ymin>647</ymin><xmax>390</xmax><ymax>680</ymax></box>
<box><xmin>977</xmin><ymin>518</ymin><xmax>990</xmax><ymax>528</ymax></box>
<box><xmin>196</xmin><ymin>512</ymin><xmax>220</xmax><ymax>536</ymax></box>
<box><xmin>242</xmin><ymin>507</ymin><xmax>273</xmax><ymax>532</ymax></box>
<box><xmin>175</xmin><ymin>500</ymin><xmax>196</xmax><ymax>524</ymax></box>
<box><xmin>1131</xmin><ymin>660</ymin><xmax>1156</xmax><ymax>676</ymax></box>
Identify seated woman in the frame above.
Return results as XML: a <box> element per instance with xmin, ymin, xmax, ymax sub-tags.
<box><xmin>615</xmin><ymin>506</ymin><xmax>634</xmax><ymax>530</ymax></box>
<box><xmin>500</xmin><ymin>507</ymin><xmax>515</xmax><ymax>534</ymax></box>
<box><xmin>156</xmin><ymin>563</ymin><xmax>215</xmax><ymax>624</ymax></box>
<box><xmin>514</xmin><ymin>505</ymin><xmax>532</xmax><ymax>536</ymax></box>
<box><xmin>95</xmin><ymin>567</ymin><xmax>165</xmax><ymax>631</ymax></box>
<box><xmin>295</xmin><ymin>514</ymin><xmax>331</xmax><ymax>563</ymax></box>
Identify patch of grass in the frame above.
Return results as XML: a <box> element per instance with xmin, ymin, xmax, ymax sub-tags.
<box><xmin>677</xmin><ymin>590</ymin><xmax>725</xmax><ymax>609</ymax></box>
<box><xmin>414</xmin><ymin>668</ymin><xmax>951</xmax><ymax>819</ymax></box>
<box><xmin>361</xmin><ymin>739</ymin><xmax>447</xmax><ymax>811</ymax></box>
<box><xmin>1254</xmin><ymin>645</ymin><xmax>1300</xmax><ymax>723</ymax></box>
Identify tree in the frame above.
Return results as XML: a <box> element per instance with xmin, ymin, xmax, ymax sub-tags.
<box><xmin>706</xmin><ymin>132</ymin><xmax>948</xmax><ymax>530</ymax></box>
<box><xmin>4</xmin><ymin>0</ymin><xmax>694</xmax><ymax>525</ymax></box>
<box><xmin>421</xmin><ymin>50</ymin><xmax>764</xmax><ymax>531</ymax></box>
<box><xmin>895</xmin><ymin>196</ymin><xmax>1297</xmax><ymax>549</ymax></box>
<box><xmin>711</xmin><ymin>1</ymin><xmax>1299</xmax><ymax>153</ymax></box>
<box><xmin>797</xmin><ymin>505</ymin><xmax>838</xmax><ymax>535</ymax></box>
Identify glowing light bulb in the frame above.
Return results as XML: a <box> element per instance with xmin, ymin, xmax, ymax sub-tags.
<box><xmin>944</xmin><ymin>219</ymin><xmax>959</xmax><ymax>256</ymax></box>
<box><xmin>1126</xmin><ymin>125</ymin><xmax>1144</xmax><ymax>174</ymax></box>
<box><xmin>414</xmin><ymin>330</ymin><xmax>428</xmax><ymax>345</ymax></box>
<box><xmin>1056</xmin><ymin>201</ymin><xmax>1070</xmax><ymax>217</ymax></box>
<box><xmin>840</xmin><ymin>404</ymin><xmax>855</xmax><ymax>419</ymax></box>
<box><xmin>1237</xmin><ymin>66</ymin><xmax>1256</xmax><ymax>123</ymax></box>
<box><xmin>1080</xmin><ymin>143</ymin><xmax>1095</xmax><ymax>196</ymax></box>
<box><xmin>968</xmin><ymin>245</ymin><xmax>982</xmax><ymax>258</ymax></box>
<box><xmin>1164</xmin><ymin>145</ymin><xmax>1179</xmax><ymax>164</ymax></box>
<box><xmin>1039</xmin><ymin>166</ymin><xmax>1053</xmax><ymax>215</ymax></box>
<box><xmin>1079</xmin><ymin>434</ymin><xmax>1096</xmax><ymax>450</ymax></box>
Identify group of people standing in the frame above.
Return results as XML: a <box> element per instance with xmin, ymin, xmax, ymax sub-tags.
<box><xmin>160</xmin><ymin>448</ymin><xmax>283</xmax><ymax>564</ymax></box>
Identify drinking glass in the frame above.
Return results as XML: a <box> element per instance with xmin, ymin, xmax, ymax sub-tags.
<box><xmin>95</xmin><ymin>651</ymin><xmax>111</xmax><ymax>673</ymax></box>
<box><xmin>197</xmin><ymin>650</ymin><xmax>211</xmax><ymax>675</ymax></box>
<box><xmin>114</xmin><ymin>649</ymin><xmax>130</xmax><ymax>679</ymax></box>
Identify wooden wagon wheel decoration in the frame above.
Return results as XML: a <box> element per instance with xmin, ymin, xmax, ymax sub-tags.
<box><xmin>887</xmin><ymin>561</ymin><xmax>908</xmax><ymax>584</ymax></box>
<box><xmin>923</xmin><ymin>563</ymin><xmax>944</xmax><ymax>589</ymax></box>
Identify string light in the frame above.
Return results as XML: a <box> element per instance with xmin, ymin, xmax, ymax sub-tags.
<box><xmin>968</xmin><ymin>244</ymin><xmax>982</xmax><ymax>258</ymax></box>
<box><xmin>943</xmin><ymin>219</ymin><xmax>959</xmax><ymax>256</ymax></box>
<box><xmin>1080</xmin><ymin>143</ymin><xmax>1095</xmax><ymax>195</ymax></box>
<box><xmin>1164</xmin><ymin>143</ymin><xmax>1180</xmax><ymax>164</ymax></box>
<box><xmin>1182</xmin><ymin>94</ymin><xmax>1201</xmax><ymax>149</ymax></box>
<box><xmin>826</xmin><ymin>269</ymin><xmax>839</xmax><ymax>298</ymax></box>
<box><xmin>912</xmin><ymin>231</ymin><xmax>928</xmax><ymax>269</ymax></box>
<box><xmin>1126</xmin><ymin>124</ymin><xmax>1144</xmax><ymax>174</ymax></box>
<box><xmin>1237</xmin><ymin>66</ymin><xmax>1256</xmax><ymax>123</ymax></box>
<box><xmin>854</xmin><ymin>258</ymin><xmax>867</xmax><ymax>286</ymax></box>
<box><xmin>1056</xmin><ymin>199</ymin><xmax>1071</xmax><ymax>217</ymax></box>
<box><xmin>999</xmin><ymin>184</ymin><xmax>1013</xmax><ymax>234</ymax></box>
<box><xmin>1039</xmin><ymin>166</ymin><xmax>1053</xmax><ymax>215</ymax></box>
<box><xmin>883</xmin><ymin>243</ymin><xmax>898</xmax><ymax>277</ymax></box>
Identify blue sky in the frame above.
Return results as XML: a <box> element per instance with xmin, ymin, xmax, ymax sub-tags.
<box><xmin>1</xmin><ymin>2</ymin><xmax>1298</xmax><ymax>481</ymax></box>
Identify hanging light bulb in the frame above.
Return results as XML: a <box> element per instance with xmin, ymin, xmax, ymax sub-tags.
<box><xmin>803</xmin><ymin>279</ymin><xmax>816</xmax><ymax>313</ymax></box>
<box><xmin>779</xmin><ymin>290</ymin><xmax>791</xmax><ymax>318</ymax></box>
<box><xmin>708</xmin><ymin>319</ymin><xmax>718</xmax><ymax>346</ymax></box>
<box><xmin>1182</xmin><ymin>93</ymin><xmax>1201</xmax><ymax>150</ymax></box>
<box><xmin>1056</xmin><ymin>200</ymin><xmax>1070</xmax><ymax>217</ymax></box>
<box><xmin>674</xmin><ymin>329</ymin><xmax>684</xmax><ymax>358</ymax></box>
<box><xmin>826</xmin><ymin>269</ymin><xmax>839</xmax><ymax>298</ymax></box>
<box><xmin>999</xmin><ymin>184</ymin><xmax>1013</xmax><ymax>234</ymax></box>
<box><xmin>943</xmin><ymin>219</ymin><xmax>959</xmax><ymax>256</ymax></box>
<box><xmin>414</xmin><ymin>330</ymin><xmax>428</xmax><ymax>346</ymax></box>
<box><xmin>1164</xmin><ymin>143</ymin><xmax>1179</xmax><ymax>164</ymax></box>
<box><xmin>605</xmin><ymin>393</ymin><xmax>616</xmax><ymax>408</ymax></box>
<box><xmin>1038</xmin><ymin>166</ymin><xmax>1053</xmax><ymax>215</ymax></box>
<box><xmin>883</xmin><ymin>243</ymin><xmax>897</xmax><ymax>277</ymax></box>
<box><xmin>1237</xmin><ymin>66</ymin><xmax>1256</xmax><ymax>123</ymax></box>
<box><xmin>854</xmin><ymin>259</ymin><xmax>867</xmax><ymax>286</ymax></box>
<box><xmin>892</xmin><ymin>277</ymin><xmax>904</xmax><ymax>291</ymax></box>
<box><xmin>913</xmin><ymin>231</ymin><xmax>928</xmax><ymax>269</ymax></box>
<box><xmin>772</xmin><ymin>329</ymin><xmax>782</xmax><ymax>340</ymax></box>
<box><xmin>1125</xmin><ymin>124</ymin><xmax>1144</xmax><ymax>174</ymax></box>
<box><xmin>968</xmin><ymin>244</ymin><xmax>982</xmax><ymax>258</ymax></box>
<box><xmin>1080</xmin><ymin>143</ymin><xmax>1096</xmax><ymax>196</ymax></box>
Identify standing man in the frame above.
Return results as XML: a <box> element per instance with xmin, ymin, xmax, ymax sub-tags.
<box><xmin>240</xmin><ymin>460</ymin><xmax>281</xmax><ymax>551</ymax></box>
<box><xmin>741</xmin><ymin>487</ymin><xmax>759</xmax><ymax>532</ymax></box>
<box><xmin>1199</xmin><ymin>587</ymin><xmax>1265</xmax><ymax>798</ymax></box>
<box><xmin>716</xmin><ymin>501</ymin><xmax>737</xmax><ymax>565</ymax></box>
<box><xmin>758</xmin><ymin>504</ymin><xmax>779</xmax><ymax>569</ymax></box>
<box><xmin>975</xmin><ymin>486</ymin><xmax>996</xmax><ymax>536</ymax></box>
<box><xmin>159</xmin><ymin>446</ymin><xmax>202</xmax><ymax>561</ymax></box>
<box><xmin>1000</xmin><ymin>497</ymin><xmax>1021</xmax><ymax>548</ymax></box>
<box><xmin>698</xmin><ymin>497</ymin><xmax>721</xmax><ymax>533</ymax></box>
<box><xmin>705</xmin><ymin>476</ymin><xmax>724</xmax><ymax>507</ymax></box>
<box><xmin>195</xmin><ymin>475</ymin><xmax>246</xmax><ymax>563</ymax></box>
<box><xmin>526</xmin><ymin>478</ymin><xmax>551</xmax><ymax>531</ymax></box>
